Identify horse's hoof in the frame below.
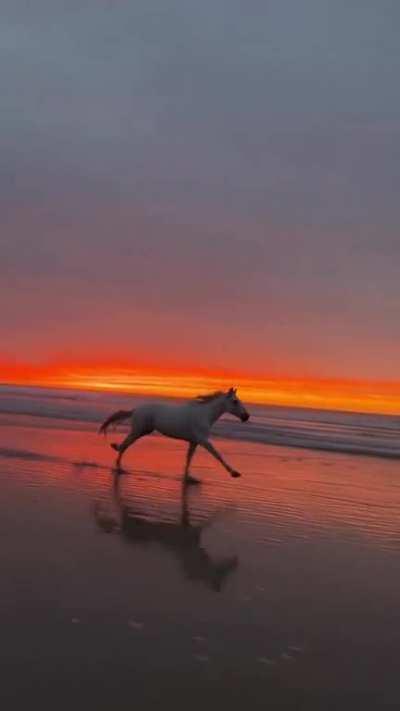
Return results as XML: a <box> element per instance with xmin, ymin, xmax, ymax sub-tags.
<box><xmin>231</xmin><ymin>470</ymin><xmax>241</xmax><ymax>478</ymax></box>
<box><xmin>185</xmin><ymin>475</ymin><xmax>201</xmax><ymax>486</ymax></box>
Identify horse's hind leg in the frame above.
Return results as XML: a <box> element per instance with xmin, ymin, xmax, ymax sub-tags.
<box><xmin>184</xmin><ymin>442</ymin><xmax>200</xmax><ymax>485</ymax></box>
<box><xmin>112</xmin><ymin>431</ymin><xmax>142</xmax><ymax>468</ymax></box>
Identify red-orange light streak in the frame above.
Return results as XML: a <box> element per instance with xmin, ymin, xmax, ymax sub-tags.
<box><xmin>1</xmin><ymin>360</ymin><xmax>400</xmax><ymax>415</ymax></box>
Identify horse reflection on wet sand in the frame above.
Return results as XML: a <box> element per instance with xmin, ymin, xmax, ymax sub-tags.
<box><xmin>94</xmin><ymin>473</ymin><xmax>239</xmax><ymax>592</ymax></box>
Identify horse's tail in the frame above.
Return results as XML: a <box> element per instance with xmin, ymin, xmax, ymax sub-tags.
<box><xmin>98</xmin><ymin>409</ymin><xmax>133</xmax><ymax>436</ymax></box>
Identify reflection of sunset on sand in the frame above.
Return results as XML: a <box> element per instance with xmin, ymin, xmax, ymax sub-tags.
<box><xmin>2</xmin><ymin>409</ymin><xmax>400</xmax><ymax>708</ymax></box>
<box><xmin>2</xmin><ymin>409</ymin><xmax>400</xmax><ymax>554</ymax></box>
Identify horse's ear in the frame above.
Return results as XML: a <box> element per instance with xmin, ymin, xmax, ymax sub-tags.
<box><xmin>227</xmin><ymin>387</ymin><xmax>234</xmax><ymax>395</ymax></box>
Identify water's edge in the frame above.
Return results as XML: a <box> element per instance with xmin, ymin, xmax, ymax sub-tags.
<box><xmin>0</xmin><ymin>385</ymin><xmax>399</xmax><ymax>460</ymax></box>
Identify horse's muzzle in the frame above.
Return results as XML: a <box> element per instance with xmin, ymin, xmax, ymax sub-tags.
<box><xmin>241</xmin><ymin>413</ymin><xmax>250</xmax><ymax>422</ymax></box>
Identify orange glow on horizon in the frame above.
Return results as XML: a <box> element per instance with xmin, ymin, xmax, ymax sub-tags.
<box><xmin>1</xmin><ymin>360</ymin><xmax>400</xmax><ymax>415</ymax></box>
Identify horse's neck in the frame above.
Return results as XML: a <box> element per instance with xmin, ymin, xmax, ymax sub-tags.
<box><xmin>204</xmin><ymin>396</ymin><xmax>227</xmax><ymax>425</ymax></box>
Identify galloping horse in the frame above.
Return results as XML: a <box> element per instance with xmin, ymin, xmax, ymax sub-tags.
<box><xmin>99</xmin><ymin>388</ymin><xmax>250</xmax><ymax>483</ymax></box>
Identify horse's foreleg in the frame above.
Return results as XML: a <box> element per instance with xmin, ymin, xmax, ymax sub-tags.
<box><xmin>200</xmin><ymin>440</ymin><xmax>241</xmax><ymax>478</ymax></box>
<box><xmin>184</xmin><ymin>442</ymin><xmax>199</xmax><ymax>485</ymax></box>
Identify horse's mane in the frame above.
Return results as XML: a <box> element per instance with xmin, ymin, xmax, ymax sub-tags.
<box><xmin>193</xmin><ymin>391</ymin><xmax>225</xmax><ymax>404</ymax></box>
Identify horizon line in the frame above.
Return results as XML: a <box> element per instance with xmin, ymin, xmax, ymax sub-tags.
<box><xmin>1</xmin><ymin>362</ymin><xmax>399</xmax><ymax>416</ymax></box>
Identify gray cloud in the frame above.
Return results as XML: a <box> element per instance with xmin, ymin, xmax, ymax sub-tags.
<box><xmin>1</xmin><ymin>0</ymin><xmax>399</xmax><ymax>378</ymax></box>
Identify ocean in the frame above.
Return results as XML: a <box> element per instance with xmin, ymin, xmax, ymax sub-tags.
<box><xmin>1</xmin><ymin>384</ymin><xmax>398</xmax><ymax>459</ymax></box>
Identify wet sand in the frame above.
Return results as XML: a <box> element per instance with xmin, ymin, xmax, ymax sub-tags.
<box><xmin>1</xmin><ymin>412</ymin><xmax>400</xmax><ymax>710</ymax></box>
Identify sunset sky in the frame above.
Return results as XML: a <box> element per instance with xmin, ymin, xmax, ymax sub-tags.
<box><xmin>1</xmin><ymin>1</ymin><xmax>399</xmax><ymax>412</ymax></box>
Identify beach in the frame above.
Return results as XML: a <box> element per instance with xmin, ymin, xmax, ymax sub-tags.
<box><xmin>1</xmin><ymin>389</ymin><xmax>400</xmax><ymax>709</ymax></box>
<box><xmin>3</xmin><ymin>2</ymin><xmax>399</xmax><ymax>706</ymax></box>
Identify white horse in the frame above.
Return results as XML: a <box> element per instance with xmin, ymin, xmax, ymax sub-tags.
<box><xmin>99</xmin><ymin>388</ymin><xmax>250</xmax><ymax>483</ymax></box>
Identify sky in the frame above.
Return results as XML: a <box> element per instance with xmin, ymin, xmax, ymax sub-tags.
<box><xmin>1</xmin><ymin>1</ymin><xmax>400</xmax><ymax>411</ymax></box>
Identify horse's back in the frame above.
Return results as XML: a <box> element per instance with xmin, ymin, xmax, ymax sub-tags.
<box><xmin>139</xmin><ymin>402</ymin><xmax>205</xmax><ymax>442</ymax></box>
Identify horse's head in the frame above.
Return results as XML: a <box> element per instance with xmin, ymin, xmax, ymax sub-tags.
<box><xmin>225</xmin><ymin>388</ymin><xmax>250</xmax><ymax>422</ymax></box>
